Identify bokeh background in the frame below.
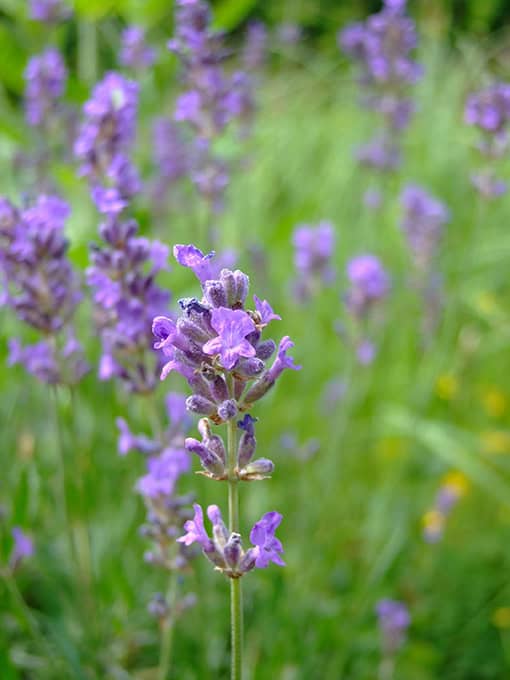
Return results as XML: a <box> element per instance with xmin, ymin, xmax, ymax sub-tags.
<box><xmin>2</xmin><ymin>1</ymin><xmax>510</xmax><ymax>679</ymax></box>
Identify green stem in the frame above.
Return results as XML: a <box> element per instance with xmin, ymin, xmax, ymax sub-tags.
<box><xmin>158</xmin><ymin>568</ymin><xmax>179</xmax><ymax>680</ymax></box>
<box><xmin>227</xmin><ymin>416</ymin><xmax>243</xmax><ymax>680</ymax></box>
<box><xmin>78</xmin><ymin>20</ymin><xmax>97</xmax><ymax>85</ymax></box>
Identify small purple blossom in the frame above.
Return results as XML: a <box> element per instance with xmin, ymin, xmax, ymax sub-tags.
<box><xmin>177</xmin><ymin>503</ymin><xmax>213</xmax><ymax>549</ymax></box>
<box><xmin>203</xmin><ymin>308</ymin><xmax>256</xmax><ymax>370</ymax></box>
<box><xmin>346</xmin><ymin>254</ymin><xmax>390</xmax><ymax>315</ymax></box>
<box><xmin>376</xmin><ymin>599</ymin><xmax>410</xmax><ymax>655</ymax></box>
<box><xmin>24</xmin><ymin>48</ymin><xmax>67</xmax><ymax>129</ymax></box>
<box><xmin>253</xmin><ymin>296</ymin><xmax>281</xmax><ymax>325</ymax></box>
<box><xmin>120</xmin><ymin>26</ymin><xmax>156</xmax><ymax>69</ymax></box>
<box><xmin>249</xmin><ymin>511</ymin><xmax>285</xmax><ymax>568</ymax></box>
<box><xmin>292</xmin><ymin>221</ymin><xmax>335</xmax><ymax>300</ymax></box>
<box><xmin>29</xmin><ymin>0</ymin><xmax>71</xmax><ymax>22</ymax></box>
<box><xmin>137</xmin><ymin>448</ymin><xmax>191</xmax><ymax>498</ymax></box>
<box><xmin>400</xmin><ymin>185</ymin><xmax>449</xmax><ymax>270</ymax></box>
<box><xmin>10</xmin><ymin>528</ymin><xmax>34</xmax><ymax>570</ymax></box>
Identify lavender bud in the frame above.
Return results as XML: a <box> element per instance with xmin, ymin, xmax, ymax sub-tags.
<box><xmin>223</xmin><ymin>533</ymin><xmax>242</xmax><ymax>570</ymax></box>
<box><xmin>242</xmin><ymin>374</ymin><xmax>272</xmax><ymax>405</ymax></box>
<box><xmin>203</xmin><ymin>280</ymin><xmax>227</xmax><ymax>308</ymax></box>
<box><xmin>233</xmin><ymin>270</ymin><xmax>249</xmax><ymax>305</ymax></box>
<box><xmin>237</xmin><ymin>431</ymin><xmax>256</xmax><ymax>468</ymax></box>
<box><xmin>220</xmin><ymin>269</ymin><xmax>236</xmax><ymax>305</ymax></box>
<box><xmin>148</xmin><ymin>593</ymin><xmax>169</xmax><ymax>619</ymax></box>
<box><xmin>203</xmin><ymin>543</ymin><xmax>226</xmax><ymax>568</ymax></box>
<box><xmin>217</xmin><ymin>399</ymin><xmax>238</xmax><ymax>421</ymax></box>
<box><xmin>177</xmin><ymin>317</ymin><xmax>211</xmax><ymax>344</ymax></box>
<box><xmin>235</xmin><ymin>357</ymin><xmax>265</xmax><ymax>377</ymax></box>
<box><xmin>186</xmin><ymin>394</ymin><xmax>216</xmax><ymax>416</ymax></box>
<box><xmin>207</xmin><ymin>505</ymin><xmax>229</xmax><ymax>549</ymax></box>
<box><xmin>210</xmin><ymin>374</ymin><xmax>229</xmax><ymax>402</ymax></box>
<box><xmin>205</xmin><ymin>434</ymin><xmax>226</xmax><ymax>464</ymax></box>
<box><xmin>242</xmin><ymin>457</ymin><xmax>274</xmax><ymax>476</ymax></box>
<box><xmin>185</xmin><ymin>437</ymin><xmax>225</xmax><ymax>475</ymax></box>
<box><xmin>238</xmin><ymin>547</ymin><xmax>257</xmax><ymax>574</ymax></box>
<box><xmin>255</xmin><ymin>339</ymin><xmax>276</xmax><ymax>360</ymax></box>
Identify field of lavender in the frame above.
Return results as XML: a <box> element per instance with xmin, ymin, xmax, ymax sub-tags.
<box><xmin>2</xmin><ymin>1</ymin><xmax>510</xmax><ymax>679</ymax></box>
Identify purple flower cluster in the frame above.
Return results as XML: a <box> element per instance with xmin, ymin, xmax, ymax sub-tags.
<box><xmin>340</xmin><ymin>0</ymin><xmax>422</xmax><ymax>202</ymax></box>
<box><xmin>118</xmin><ymin>393</ymin><xmax>197</xmax><ymax>618</ymax></box>
<box><xmin>24</xmin><ymin>48</ymin><xmax>68</xmax><ymax>130</ymax></box>
<box><xmin>400</xmin><ymin>185</ymin><xmax>449</xmax><ymax>271</ymax></box>
<box><xmin>376</xmin><ymin>598</ymin><xmax>410</xmax><ymax>655</ymax></box>
<box><xmin>151</xmin><ymin>118</ymin><xmax>191</xmax><ymax>206</ymax></box>
<box><xmin>74</xmin><ymin>72</ymin><xmax>140</xmax><ymax>215</ymax></box>
<box><xmin>292</xmin><ymin>221</ymin><xmax>336</xmax><ymax>301</ymax></box>
<box><xmin>178</xmin><ymin>504</ymin><xmax>284</xmax><ymax>577</ymax></box>
<box><xmin>153</xmin><ymin>243</ymin><xmax>298</xmax><ymax>578</ymax></box>
<box><xmin>168</xmin><ymin>0</ymin><xmax>255</xmax><ymax>212</ymax></box>
<box><xmin>9</xmin><ymin>527</ymin><xmax>34</xmax><ymax>572</ymax></box>
<box><xmin>464</xmin><ymin>83</ymin><xmax>510</xmax><ymax>199</ymax></box>
<box><xmin>0</xmin><ymin>195</ymin><xmax>87</xmax><ymax>384</ymax></box>
<box><xmin>29</xmin><ymin>0</ymin><xmax>71</xmax><ymax>23</ymax></box>
<box><xmin>87</xmin><ymin>217</ymin><xmax>170</xmax><ymax>392</ymax></box>
<box><xmin>120</xmin><ymin>26</ymin><xmax>156</xmax><ymax>70</ymax></box>
<box><xmin>343</xmin><ymin>254</ymin><xmax>390</xmax><ymax>364</ymax></box>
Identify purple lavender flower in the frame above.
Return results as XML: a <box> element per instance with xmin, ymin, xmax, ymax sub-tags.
<box><xmin>243</xmin><ymin>22</ymin><xmax>268</xmax><ymax>70</ymax></box>
<box><xmin>0</xmin><ymin>195</ymin><xmax>86</xmax><ymax>384</ymax></box>
<box><xmin>151</xmin><ymin>118</ymin><xmax>190</xmax><ymax>205</ymax></box>
<box><xmin>400</xmin><ymin>185</ymin><xmax>449</xmax><ymax>270</ymax></box>
<box><xmin>277</xmin><ymin>23</ymin><xmax>302</xmax><ymax>46</ymax></box>
<box><xmin>120</xmin><ymin>26</ymin><xmax>156</xmax><ymax>69</ymax></box>
<box><xmin>202</xmin><ymin>308</ymin><xmax>256</xmax><ymax>370</ymax></box>
<box><xmin>178</xmin><ymin>503</ymin><xmax>214</xmax><ymax>550</ymax></box>
<box><xmin>292</xmin><ymin>221</ymin><xmax>336</xmax><ymax>301</ymax></box>
<box><xmin>249</xmin><ymin>511</ymin><xmax>285</xmax><ymax>568</ymax></box>
<box><xmin>9</xmin><ymin>528</ymin><xmax>34</xmax><ymax>570</ymax></box>
<box><xmin>345</xmin><ymin>254</ymin><xmax>390</xmax><ymax>316</ymax></box>
<box><xmin>87</xmin><ymin>217</ymin><xmax>170</xmax><ymax>392</ymax></box>
<box><xmin>29</xmin><ymin>0</ymin><xmax>71</xmax><ymax>22</ymax></box>
<box><xmin>340</xmin><ymin>1</ymin><xmax>421</xmax><ymax>189</ymax></box>
<box><xmin>376</xmin><ymin>599</ymin><xmax>410</xmax><ymax>655</ymax></box>
<box><xmin>24</xmin><ymin>48</ymin><xmax>67</xmax><ymax>129</ymax></box>
<box><xmin>137</xmin><ymin>447</ymin><xmax>191</xmax><ymax>498</ymax></box>
<box><xmin>74</xmin><ymin>72</ymin><xmax>140</xmax><ymax>213</ymax></box>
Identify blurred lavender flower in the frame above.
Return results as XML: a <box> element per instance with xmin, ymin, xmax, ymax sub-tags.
<box><xmin>87</xmin><ymin>217</ymin><xmax>170</xmax><ymax>393</ymax></box>
<box><xmin>0</xmin><ymin>195</ymin><xmax>87</xmax><ymax>384</ymax></box>
<box><xmin>277</xmin><ymin>23</ymin><xmax>302</xmax><ymax>46</ymax></box>
<box><xmin>29</xmin><ymin>0</ymin><xmax>71</xmax><ymax>22</ymax></box>
<box><xmin>9</xmin><ymin>527</ymin><xmax>34</xmax><ymax>571</ymax></box>
<box><xmin>168</xmin><ymin>0</ymin><xmax>256</xmax><ymax>216</ymax></box>
<box><xmin>151</xmin><ymin>118</ymin><xmax>191</xmax><ymax>206</ymax></box>
<box><xmin>292</xmin><ymin>221</ymin><xmax>336</xmax><ymax>302</ymax></box>
<box><xmin>376</xmin><ymin>598</ymin><xmax>410</xmax><ymax>656</ymax></box>
<box><xmin>465</xmin><ymin>83</ymin><xmax>510</xmax><ymax>199</ymax></box>
<box><xmin>423</xmin><ymin>471</ymin><xmax>469</xmax><ymax>543</ymax></box>
<box><xmin>24</xmin><ymin>48</ymin><xmax>68</xmax><ymax>130</ymax></box>
<box><xmin>343</xmin><ymin>254</ymin><xmax>390</xmax><ymax>364</ymax></box>
<box><xmin>340</xmin><ymin>0</ymin><xmax>422</xmax><ymax>197</ymax></box>
<box><xmin>243</xmin><ymin>22</ymin><xmax>268</xmax><ymax>70</ymax></box>
<box><xmin>74</xmin><ymin>72</ymin><xmax>140</xmax><ymax>214</ymax></box>
<box><xmin>400</xmin><ymin>185</ymin><xmax>449</xmax><ymax>271</ymax></box>
<box><xmin>120</xmin><ymin>26</ymin><xmax>156</xmax><ymax>70</ymax></box>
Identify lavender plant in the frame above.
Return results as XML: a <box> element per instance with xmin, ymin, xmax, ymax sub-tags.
<box><xmin>0</xmin><ymin>195</ymin><xmax>87</xmax><ymax>384</ymax></box>
<box><xmin>152</xmin><ymin>243</ymin><xmax>300</xmax><ymax>678</ymax></box>
<box><xmin>342</xmin><ymin>254</ymin><xmax>390</xmax><ymax>364</ymax></box>
<box><xmin>120</xmin><ymin>26</ymin><xmax>157</xmax><ymax>71</ymax></box>
<box><xmin>399</xmin><ymin>185</ymin><xmax>449</xmax><ymax>339</ymax></box>
<box><xmin>375</xmin><ymin>599</ymin><xmax>410</xmax><ymax>680</ymax></box>
<box><xmin>29</xmin><ymin>0</ymin><xmax>71</xmax><ymax>23</ymax></box>
<box><xmin>167</xmin><ymin>0</ymin><xmax>255</xmax><ymax>230</ymax></box>
<box><xmin>464</xmin><ymin>83</ymin><xmax>510</xmax><ymax>199</ymax></box>
<box><xmin>292</xmin><ymin>221</ymin><xmax>335</xmax><ymax>302</ymax></box>
<box><xmin>339</xmin><ymin>0</ymin><xmax>422</xmax><ymax>206</ymax></box>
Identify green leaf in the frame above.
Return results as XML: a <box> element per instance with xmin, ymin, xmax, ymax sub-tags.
<box><xmin>213</xmin><ymin>0</ymin><xmax>258</xmax><ymax>30</ymax></box>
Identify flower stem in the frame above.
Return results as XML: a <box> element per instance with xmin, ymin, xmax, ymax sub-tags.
<box><xmin>227</xmin><ymin>416</ymin><xmax>243</xmax><ymax>680</ymax></box>
<box><xmin>158</xmin><ymin>568</ymin><xmax>179</xmax><ymax>680</ymax></box>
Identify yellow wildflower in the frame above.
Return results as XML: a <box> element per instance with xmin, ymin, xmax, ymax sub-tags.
<box><xmin>481</xmin><ymin>430</ymin><xmax>510</xmax><ymax>455</ymax></box>
<box><xmin>481</xmin><ymin>387</ymin><xmax>507</xmax><ymax>419</ymax></box>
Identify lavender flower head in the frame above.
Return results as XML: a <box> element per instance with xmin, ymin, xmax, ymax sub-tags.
<box><xmin>0</xmin><ymin>195</ymin><xmax>87</xmax><ymax>384</ymax></box>
<box><xmin>24</xmin><ymin>48</ymin><xmax>67</xmax><ymax>130</ymax></box>
<box><xmin>400</xmin><ymin>185</ymin><xmax>449</xmax><ymax>270</ymax></box>
<box><xmin>120</xmin><ymin>26</ymin><xmax>156</xmax><ymax>69</ymax></box>
<box><xmin>151</xmin><ymin>118</ymin><xmax>191</xmax><ymax>204</ymax></box>
<box><xmin>464</xmin><ymin>83</ymin><xmax>510</xmax><ymax>199</ymax></box>
<box><xmin>29</xmin><ymin>0</ymin><xmax>71</xmax><ymax>22</ymax></box>
<box><xmin>9</xmin><ymin>527</ymin><xmax>34</xmax><ymax>571</ymax></box>
<box><xmin>376</xmin><ymin>599</ymin><xmax>410</xmax><ymax>655</ymax></box>
<box><xmin>87</xmin><ymin>217</ymin><xmax>170</xmax><ymax>392</ymax></box>
<box><xmin>340</xmin><ymin>0</ymin><xmax>421</xmax><ymax>179</ymax></box>
<box><xmin>74</xmin><ymin>72</ymin><xmax>140</xmax><ymax>214</ymax></box>
<box><xmin>243</xmin><ymin>22</ymin><xmax>268</xmax><ymax>70</ymax></box>
<box><xmin>292</xmin><ymin>221</ymin><xmax>336</xmax><ymax>301</ymax></box>
<box><xmin>345</xmin><ymin>254</ymin><xmax>390</xmax><ymax>317</ymax></box>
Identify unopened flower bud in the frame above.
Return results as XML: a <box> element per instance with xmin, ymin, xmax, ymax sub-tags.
<box><xmin>256</xmin><ymin>339</ymin><xmax>276</xmax><ymax>360</ymax></box>
<box><xmin>186</xmin><ymin>394</ymin><xmax>216</xmax><ymax>416</ymax></box>
<box><xmin>220</xmin><ymin>269</ymin><xmax>236</xmax><ymax>305</ymax></box>
<box><xmin>207</xmin><ymin>505</ymin><xmax>229</xmax><ymax>549</ymax></box>
<box><xmin>237</xmin><ymin>431</ymin><xmax>256</xmax><ymax>467</ymax></box>
<box><xmin>218</xmin><ymin>399</ymin><xmax>238</xmax><ymax>421</ymax></box>
<box><xmin>177</xmin><ymin>317</ymin><xmax>211</xmax><ymax>344</ymax></box>
<box><xmin>185</xmin><ymin>437</ymin><xmax>225</xmax><ymax>475</ymax></box>
<box><xmin>239</xmin><ymin>547</ymin><xmax>257</xmax><ymax>574</ymax></box>
<box><xmin>204</xmin><ymin>280</ymin><xmax>227</xmax><ymax>308</ymax></box>
<box><xmin>242</xmin><ymin>457</ymin><xmax>274</xmax><ymax>476</ymax></box>
<box><xmin>233</xmin><ymin>270</ymin><xmax>249</xmax><ymax>305</ymax></box>
<box><xmin>210</xmin><ymin>374</ymin><xmax>229</xmax><ymax>402</ymax></box>
<box><xmin>236</xmin><ymin>357</ymin><xmax>265</xmax><ymax>377</ymax></box>
<box><xmin>223</xmin><ymin>533</ymin><xmax>243</xmax><ymax>570</ymax></box>
<box><xmin>148</xmin><ymin>593</ymin><xmax>169</xmax><ymax>619</ymax></box>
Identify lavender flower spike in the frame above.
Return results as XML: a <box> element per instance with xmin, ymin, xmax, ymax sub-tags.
<box><xmin>120</xmin><ymin>26</ymin><xmax>156</xmax><ymax>69</ymax></box>
<box><xmin>24</xmin><ymin>48</ymin><xmax>68</xmax><ymax>129</ymax></box>
<box><xmin>250</xmin><ymin>512</ymin><xmax>285</xmax><ymax>568</ymax></box>
<box><xmin>9</xmin><ymin>528</ymin><xmax>34</xmax><ymax>571</ymax></box>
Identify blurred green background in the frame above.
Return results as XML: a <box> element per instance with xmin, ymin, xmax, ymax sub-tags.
<box><xmin>2</xmin><ymin>1</ymin><xmax>510</xmax><ymax>679</ymax></box>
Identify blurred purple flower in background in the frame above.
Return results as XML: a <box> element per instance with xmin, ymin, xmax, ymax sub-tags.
<box><xmin>120</xmin><ymin>26</ymin><xmax>156</xmax><ymax>69</ymax></box>
<box><xmin>24</xmin><ymin>48</ymin><xmax>68</xmax><ymax>129</ymax></box>
<box><xmin>400</xmin><ymin>185</ymin><xmax>449</xmax><ymax>271</ymax></box>
<box><xmin>465</xmin><ymin>83</ymin><xmax>510</xmax><ymax>199</ymax></box>
<box><xmin>292</xmin><ymin>221</ymin><xmax>336</xmax><ymax>301</ymax></box>
<box><xmin>9</xmin><ymin>527</ymin><xmax>34</xmax><ymax>571</ymax></box>
<box><xmin>29</xmin><ymin>0</ymin><xmax>71</xmax><ymax>23</ymax></box>
<box><xmin>0</xmin><ymin>195</ymin><xmax>87</xmax><ymax>384</ymax></box>
<box><xmin>376</xmin><ymin>598</ymin><xmax>410</xmax><ymax>655</ymax></box>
